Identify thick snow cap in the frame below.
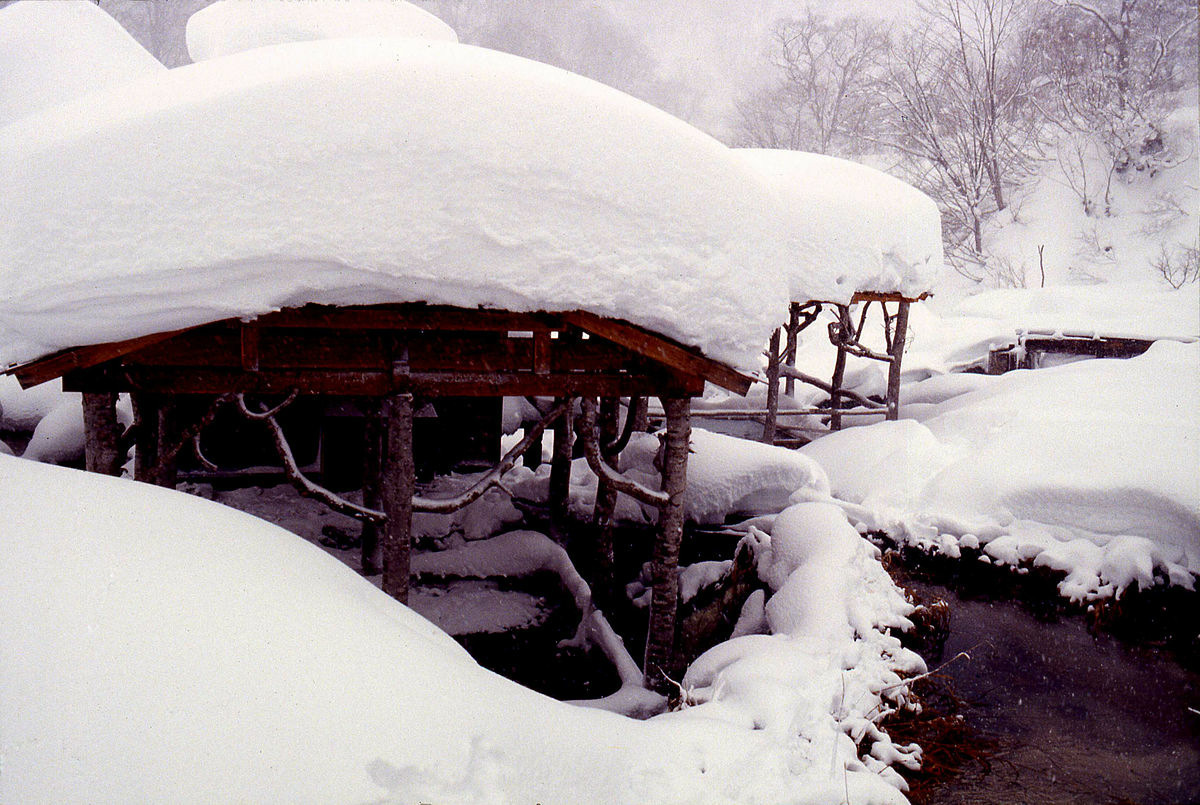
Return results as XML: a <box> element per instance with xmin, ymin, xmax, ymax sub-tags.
<box><xmin>0</xmin><ymin>0</ymin><xmax>165</xmax><ymax>128</ymax></box>
<box><xmin>0</xmin><ymin>37</ymin><xmax>791</xmax><ymax>371</ymax></box>
<box><xmin>186</xmin><ymin>0</ymin><xmax>459</xmax><ymax>62</ymax></box>
<box><xmin>735</xmin><ymin>149</ymin><xmax>943</xmax><ymax>304</ymax></box>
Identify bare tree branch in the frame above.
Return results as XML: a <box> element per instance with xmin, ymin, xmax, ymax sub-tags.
<box><xmin>576</xmin><ymin>397</ymin><xmax>669</xmax><ymax>507</ymax></box>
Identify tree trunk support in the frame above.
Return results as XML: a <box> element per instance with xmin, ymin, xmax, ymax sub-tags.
<box><xmin>644</xmin><ymin>396</ymin><xmax>691</xmax><ymax>693</ymax></box>
<box><xmin>361</xmin><ymin>399</ymin><xmax>384</xmax><ymax>575</ymax></box>
<box><xmin>762</xmin><ymin>328</ymin><xmax>781</xmax><ymax>444</ymax></box>
<box><xmin>82</xmin><ymin>392</ymin><xmax>123</xmax><ymax>476</ymax></box>
<box><xmin>132</xmin><ymin>393</ymin><xmax>160</xmax><ymax>484</ymax></box>
<box><xmin>381</xmin><ymin>391</ymin><xmax>415</xmax><ymax>603</ymax></box>
<box><xmin>549</xmin><ymin>397</ymin><xmax>574</xmax><ymax>544</ymax></box>
<box><xmin>154</xmin><ymin>399</ymin><xmax>178</xmax><ymax>488</ymax></box>
<box><xmin>591</xmin><ymin>396</ymin><xmax>621</xmax><ymax>603</ymax></box>
<box><xmin>829</xmin><ymin>305</ymin><xmax>851</xmax><ymax>431</ymax></box>
<box><xmin>784</xmin><ymin>303</ymin><xmax>801</xmax><ymax>397</ymax></box>
<box><xmin>885</xmin><ymin>300</ymin><xmax>910</xmax><ymax>421</ymax></box>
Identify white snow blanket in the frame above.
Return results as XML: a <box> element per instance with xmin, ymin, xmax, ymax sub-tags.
<box><xmin>0</xmin><ymin>0</ymin><xmax>165</xmax><ymax>128</ymax></box>
<box><xmin>801</xmin><ymin>341</ymin><xmax>1200</xmax><ymax>600</ymax></box>
<box><xmin>186</xmin><ymin>0</ymin><xmax>458</xmax><ymax>62</ymax></box>
<box><xmin>0</xmin><ymin>34</ymin><xmax>790</xmax><ymax>372</ymax></box>
<box><xmin>735</xmin><ymin>149</ymin><xmax>943</xmax><ymax>304</ymax></box>
<box><xmin>0</xmin><ymin>455</ymin><xmax>923</xmax><ymax>804</ymax></box>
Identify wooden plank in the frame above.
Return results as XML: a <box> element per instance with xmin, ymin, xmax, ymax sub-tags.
<box><xmin>240</xmin><ymin>321</ymin><xmax>260</xmax><ymax>372</ymax></box>
<box><xmin>851</xmin><ymin>291</ymin><xmax>931</xmax><ymax>304</ymax></box>
<box><xmin>110</xmin><ymin>367</ymin><xmax>701</xmax><ymax>398</ymax></box>
<box><xmin>8</xmin><ymin>327</ymin><xmax>194</xmax><ymax>389</ymax></box>
<box><xmin>561</xmin><ymin>310</ymin><xmax>752</xmax><ymax>395</ymax></box>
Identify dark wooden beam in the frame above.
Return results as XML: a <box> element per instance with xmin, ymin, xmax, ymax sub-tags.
<box><xmin>9</xmin><ymin>327</ymin><xmax>193</xmax><ymax>389</ymax></box>
<box><xmin>561</xmin><ymin>310</ymin><xmax>752</xmax><ymax>395</ymax></box>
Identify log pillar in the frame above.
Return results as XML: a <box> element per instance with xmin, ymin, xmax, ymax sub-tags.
<box><xmin>548</xmin><ymin>397</ymin><xmax>573</xmax><ymax>544</ymax></box>
<box><xmin>82</xmin><ymin>391</ymin><xmax>124</xmax><ymax>476</ymax></box>
<box><xmin>154</xmin><ymin>400</ymin><xmax>178</xmax><ymax>488</ymax></box>
<box><xmin>886</xmin><ymin>300</ymin><xmax>910</xmax><ymax>421</ymax></box>
<box><xmin>644</xmin><ymin>396</ymin><xmax>691</xmax><ymax>693</ymax></box>
<box><xmin>131</xmin><ymin>393</ymin><xmax>160</xmax><ymax>484</ymax></box>
<box><xmin>360</xmin><ymin>399</ymin><xmax>384</xmax><ymax>575</ymax></box>
<box><xmin>381</xmin><ymin>391</ymin><xmax>415</xmax><ymax>603</ymax></box>
<box><xmin>829</xmin><ymin>305</ymin><xmax>851</xmax><ymax>432</ymax></box>
<box><xmin>629</xmin><ymin>396</ymin><xmax>649</xmax><ymax>434</ymax></box>
<box><xmin>762</xmin><ymin>328</ymin><xmax>781</xmax><ymax>444</ymax></box>
<box><xmin>784</xmin><ymin>302</ymin><xmax>800</xmax><ymax>397</ymax></box>
<box><xmin>591</xmin><ymin>396</ymin><xmax>621</xmax><ymax>603</ymax></box>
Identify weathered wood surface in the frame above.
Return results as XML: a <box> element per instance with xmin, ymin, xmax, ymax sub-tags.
<box><xmin>16</xmin><ymin>303</ymin><xmax>744</xmax><ymax>398</ymax></box>
<box><xmin>381</xmin><ymin>392</ymin><xmax>415</xmax><ymax>603</ymax></box>
<box><xmin>82</xmin><ymin>392</ymin><xmax>123</xmax><ymax>476</ymax></box>
<box><xmin>644</xmin><ymin>396</ymin><xmax>691</xmax><ymax>693</ymax></box>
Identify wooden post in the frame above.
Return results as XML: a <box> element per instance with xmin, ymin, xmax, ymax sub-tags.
<box><xmin>629</xmin><ymin>396</ymin><xmax>649</xmax><ymax>434</ymax></box>
<box><xmin>549</xmin><ymin>397</ymin><xmax>573</xmax><ymax>544</ymax></box>
<box><xmin>784</xmin><ymin>303</ymin><xmax>800</xmax><ymax>397</ymax></box>
<box><xmin>360</xmin><ymin>399</ymin><xmax>384</xmax><ymax>575</ymax></box>
<box><xmin>82</xmin><ymin>392</ymin><xmax>124</xmax><ymax>476</ymax></box>
<box><xmin>829</xmin><ymin>305</ymin><xmax>851</xmax><ymax>432</ymax></box>
<box><xmin>644</xmin><ymin>396</ymin><xmax>691</xmax><ymax>693</ymax></box>
<box><xmin>381</xmin><ymin>391</ymin><xmax>415</xmax><ymax>603</ymax></box>
<box><xmin>886</xmin><ymin>301</ymin><xmax>910</xmax><ymax>421</ymax></box>
<box><xmin>131</xmin><ymin>393</ymin><xmax>160</xmax><ymax>484</ymax></box>
<box><xmin>763</xmin><ymin>328</ymin><xmax>781</xmax><ymax>444</ymax></box>
<box><xmin>154</xmin><ymin>399</ymin><xmax>178</xmax><ymax>488</ymax></box>
<box><xmin>592</xmin><ymin>396</ymin><xmax>621</xmax><ymax>602</ymax></box>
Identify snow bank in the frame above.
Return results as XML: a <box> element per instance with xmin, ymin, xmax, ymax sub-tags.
<box><xmin>952</xmin><ymin>283</ymin><xmax>1200</xmax><ymax>342</ymax></box>
<box><xmin>0</xmin><ymin>375</ymin><xmax>77</xmax><ymax>432</ymax></box>
<box><xmin>0</xmin><ymin>36</ymin><xmax>790</xmax><ymax>371</ymax></box>
<box><xmin>0</xmin><ymin>1</ymin><xmax>165</xmax><ymax>128</ymax></box>
<box><xmin>735</xmin><ymin>149</ymin><xmax>943</xmax><ymax>304</ymax></box>
<box><xmin>186</xmin><ymin>0</ymin><xmax>457</xmax><ymax>62</ymax></box>
<box><xmin>0</xmin><ymin>454</ymin><xmax>923</xmax><ymax>804</ymax></box>
<box><xmin>801</xmin><ymin>341</ymin><xmax>1200</xmax><ymax>600</ymax></box>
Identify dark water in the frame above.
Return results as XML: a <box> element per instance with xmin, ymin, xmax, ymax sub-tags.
<box><xmin>909</xmin><ymin>581</ymin><xmax>1200</xmax><ymax>805</ymax></box>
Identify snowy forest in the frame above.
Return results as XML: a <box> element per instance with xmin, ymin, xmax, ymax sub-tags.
<box><xmin>1</xmin><ymin>1</ymin><xmax>1198</xmax><ymax>804</ymax></box>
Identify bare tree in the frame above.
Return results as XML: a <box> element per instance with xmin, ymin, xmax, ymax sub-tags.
<box><xmin>736</xmin><ymin>11</ymin><xmax>889</xmax><ymax>155</ymax></box>
<box><xmin>880</xmin><ymin>0</ymin><xmax>1039</xmax><ymax>261</ymax></box>
<box><xmin>1030</xmin><ymin>0</ymin><xmax>1198</xmax><ymax>207</ymax></box>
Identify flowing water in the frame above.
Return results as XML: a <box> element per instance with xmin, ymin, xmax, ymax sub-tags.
<box><xmin>907</xmin><ymin>580</ymin><xmax>1200</xmax><ymax>805</ymax></box>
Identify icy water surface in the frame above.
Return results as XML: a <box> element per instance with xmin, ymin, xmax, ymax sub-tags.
<box><xmin>910</xmin><ymin>581</ymin><xmax>1200</xmax><ymax>805</ymax></box>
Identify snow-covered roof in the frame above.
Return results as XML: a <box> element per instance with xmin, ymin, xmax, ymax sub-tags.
<box><xmin>0</xmin><ymin>0</ymin><xmax>165</xmax><ymax>128</ymax></box>
<box><xmin>186</xmin><ymin>0</ymin><xmax>459</xmax><ymax>62</ymax></box>
<box><xmin>0</xmin><ymin>33</ymin><xmax>792</xmax><ymax>372</ymax></box>
<box><xmin>735</xmin><ymin>149</ymin><xmax>943</xmax><ymax>304</ymax></box>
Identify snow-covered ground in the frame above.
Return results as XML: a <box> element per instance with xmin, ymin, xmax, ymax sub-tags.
<box><xmin>0</xmin><ymin>454</ymin><xmax>925</xmax><ymax>804</ymax></box>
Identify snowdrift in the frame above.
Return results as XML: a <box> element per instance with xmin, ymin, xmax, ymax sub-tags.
<box><xmin>801</xmin><ymin>341</ymin><xmax>1200</xmax><ymax>600</ymax></box>
<box><xmin>0</xmin><ymin>456</ymin><xmax>922</xmax><ymax>804</ymax></box>
<box><xmin>735</xmin><ymin>149</ymin><xmax>943</xmax><ymax>303</ymax></box>
<box><xmin>186</xmin><ymin>0</ymin><xmax>458</xmax><ymax>62</ymax></box>
<box><xmin>0</xmin><ymin>0</ymin><xmax>165</xmax><ymax>127</ymax></box>
<box><xmin>0</xmin><ymin>35</ymin><xmax>791</xmax><ymax>372</ymax></box>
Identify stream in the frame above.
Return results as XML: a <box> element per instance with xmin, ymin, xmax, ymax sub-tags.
<box><xmin>907</xmin><ymin>580</ymin><xmax>1200</xmax><ymax>805</ymax></box>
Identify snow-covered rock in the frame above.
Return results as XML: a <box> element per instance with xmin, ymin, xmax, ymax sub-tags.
<box><xmin>0</xmin><ymin>0</ymin><xmax>165</xmax><ymax>127</ymax></box>
<box><xmin>735</xmin><ymin>149</ymin><xmax>943</xmax><ymax>303</ymax></box>
<box><xmin>0</xmin><ymin>35</ymin><xmax>790</xmax><ymax>372</ymax></box>
<box><xmin>186</xmin><ymin>0</ymin><xmax>458</xmax><ymax>62</ymax></box>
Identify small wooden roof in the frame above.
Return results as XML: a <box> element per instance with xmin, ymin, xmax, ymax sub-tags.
<box><xmin>7</xmin><ymin>303</ymin><xmax>753</xmax><ymax>398</ymax></box>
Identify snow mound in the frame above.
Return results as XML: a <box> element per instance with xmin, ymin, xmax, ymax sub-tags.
<box><xmin>0</xmin><ymin>0</ymin><xmax>165</xmax><ymax>128</ymax></box>
<box><xmin>0</xmin><ymin>376</ymin><xmax>77</xmax><ymax>432</ymax></box>
<box><xmin>621</xmin><ymin>428</ymin><xmax>832</xmax><ymax>525</ymax></box>
<box><xmin>1</xmin><ymin>456</ymin><xmax>924</xmax><ymax>804</ymax></box>
<box><xmin>186</xmin><ymin>0</ymin><xmax>458</xmax><ymax>62</ymax></box>
<box><xmin>802</xmin><ymin>341</ymin><xmax>1200</xmax><ymax>599</ymax></box>
<box><xmin>735</xmin><ymin>149</ymin><xmax>943</xmax><ymax>303</ymax></box>
<box><xmin>0</xmin><ymin>37</ymin><xmax>790</xmax><ymax>371</ymax></box>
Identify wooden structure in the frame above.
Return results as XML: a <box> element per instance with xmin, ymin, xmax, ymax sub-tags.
<box><xmin>756</xmin><ymin>291</ymin><xmax>926</xmax><ymax>445</ymax></box>
<box><xmin>6</xmin><ymin>302</ymin><xmax>752</xmax><ymax>691</ymax></box>
<box><xmin>986</xmin><ymin>331</ymin><xmax>1157</xmax><ymax>374</ymax></box>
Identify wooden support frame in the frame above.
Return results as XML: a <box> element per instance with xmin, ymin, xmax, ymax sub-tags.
<box><xmin>643</xmin><ymin>396</ymin><xmax>691</xmax><ymax>693</ymax></box>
